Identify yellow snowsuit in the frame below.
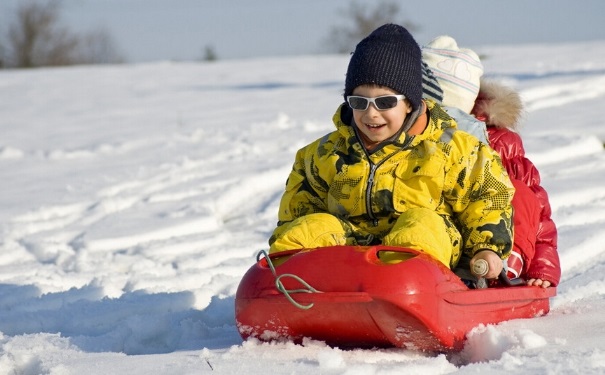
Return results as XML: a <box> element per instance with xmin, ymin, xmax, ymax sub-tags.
<box><xmin>269</xmin><ymin>101</ymin><xmax>514</xmax><ymax>268</ymax></box>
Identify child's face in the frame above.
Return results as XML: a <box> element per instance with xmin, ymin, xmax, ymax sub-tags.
<box><xmin>350</xmin><ymin>84</ymin><xmax>412</xmax><ymax>147</ymax></box>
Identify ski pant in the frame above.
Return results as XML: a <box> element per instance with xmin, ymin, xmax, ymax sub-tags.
<box><xmin>269</xmin><ymin>207</ymin><xmax>460</xmax><ymax>268</ymax></box>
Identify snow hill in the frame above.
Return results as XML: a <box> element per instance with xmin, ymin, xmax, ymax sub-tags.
<box><xmin>1</xmin><ymin>41</ymin><xmax>605</xmax><ymax>374</ymax></box>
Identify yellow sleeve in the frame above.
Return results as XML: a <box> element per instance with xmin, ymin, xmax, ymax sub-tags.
<box><xmin>445</xmin><ymin>134</ymin><xmax>515</xmax><ymax>258</ymax></box>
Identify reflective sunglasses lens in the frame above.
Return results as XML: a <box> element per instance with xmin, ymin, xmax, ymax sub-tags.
<box><xmin>348</xmin><ymin>97</ymin><xmax>368</xmax><ymax>110</ymax></box>
<box><xmin>375</xmin><ymin>96</ymin><xmax>399</xmax><ymax>110</ymax></box>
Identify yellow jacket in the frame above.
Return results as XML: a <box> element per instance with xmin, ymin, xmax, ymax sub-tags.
<box><xmin>270</xmin><ymin>101</ymin><xmax>514</xmax><ymax>261</ymax></box>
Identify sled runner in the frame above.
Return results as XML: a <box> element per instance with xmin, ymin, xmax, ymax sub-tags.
<box><xmin>234</xmin><ymin>245</ymin><xmax>556</xmax><ymax>352</ymax></box>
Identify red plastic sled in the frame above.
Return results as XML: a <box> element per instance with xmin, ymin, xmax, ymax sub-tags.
<box><xmin>234</xmin><ymin>245</ymin><xmax>556</xmax><ymax>352</ymax></box>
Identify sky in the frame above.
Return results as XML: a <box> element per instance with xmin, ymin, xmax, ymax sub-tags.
<box><xmin>1</xmin><ymin>37</ymin><xmax>605</xmax><ymax>372</ymax></box>
<box><xmin>1</xmin><ymin>0</ymin><xmax>605</xmax><ymax>63</ymax></box>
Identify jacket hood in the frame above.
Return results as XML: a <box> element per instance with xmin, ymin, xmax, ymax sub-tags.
<box><xmin>471</xmin><ymin>79</ymin><xmax>524</xmax><ymax>130</ymax></box>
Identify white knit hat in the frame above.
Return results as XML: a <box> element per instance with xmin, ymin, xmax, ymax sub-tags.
<box><xmin>422</xmin><ymin>36</ymin><xmax>483</xmax><ymax>113</ymax></box>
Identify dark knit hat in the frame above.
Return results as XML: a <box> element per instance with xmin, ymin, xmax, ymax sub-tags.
<box><xmin>344</xmin><ymin>24</ymin><xmax>423</xmax><ymax>110</ymax></box>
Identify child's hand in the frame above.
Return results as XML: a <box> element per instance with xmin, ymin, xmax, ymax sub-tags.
<box><xmin>470</xmin><ymin>250</ymin><xmax>503</xmax><ymax>279</ymax></box>
<box><xmin>527</xmin><ymin>278</ymin><xmax>552</xmax><ymax>288</ymax></box>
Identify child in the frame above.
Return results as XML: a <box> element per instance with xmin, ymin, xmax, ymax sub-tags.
<box><xmin>422</xmin><ymin>36</ymin><xmax>561</xmax><ymax>287</ymax></box>
<box><xmin>269</xmin><ymin>24</ymin><xmax>515</xmax><ymax>280</ymax></box>
<box><xmin>473</xmin><ymin>80</ymin><xmax>560</xmax><ymax>287</ymax></box>
<box><xmin>422</xmin><ymin>36</ymin><xmax>488</xmax><ymax>144</ymax></box>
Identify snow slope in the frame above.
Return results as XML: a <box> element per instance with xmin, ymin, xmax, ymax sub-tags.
<box><xmin>1</xmin><ymin>41</ymin><xmax>605</xmax><ymax>374</ymax></box>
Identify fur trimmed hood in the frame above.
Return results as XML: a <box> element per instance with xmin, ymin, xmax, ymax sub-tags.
<box><xmin>471</xmin><ymin>79</ymin><xmax>524</xmax><ymax>130</ymax></box>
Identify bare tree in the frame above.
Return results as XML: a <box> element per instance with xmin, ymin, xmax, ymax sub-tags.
<box><xmin>2</xmin><ymin>0</ymin><xmax>124</xmax><ymax>69</ymax></box>
<box><xmin>0</xmin><ymin>43</ymin><xmax>6</xmax><ymax>68</ymax></box>
<box><xmin>324</xmin><ymin>1</ymin><xmax>419</xmax><ymax>54</ymax></box>
<box><xmin>202</xmin><ymin>45</ymin><xmax>218</xmax><ymax>62</ymax></box>
<box><xmin>7</xmin><ymin>1</ymin><xmax>72</xmax><ymax>67</ymax></box>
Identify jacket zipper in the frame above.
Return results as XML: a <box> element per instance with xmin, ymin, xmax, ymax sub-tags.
<box><xmin>363</xmin><ymin>136</ymin><xmax>414</xmax><ymax>226</ymax></box>
<box><xmin>366</xmin><ymin>163</ymin><xmax>378</xmax><ymax>225</ymax></box>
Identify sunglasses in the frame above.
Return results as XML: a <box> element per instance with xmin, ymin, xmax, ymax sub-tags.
<box><xmin>346</xmin><ymin>95</ymin><xmax>406</xmax><ymax>111</ymax></box>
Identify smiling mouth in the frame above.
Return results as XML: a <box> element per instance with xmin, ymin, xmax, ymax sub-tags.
<box><xmin>365</xmin><ymin>123</ymin><xmax>386</xmax><ymax>129</ymax></box>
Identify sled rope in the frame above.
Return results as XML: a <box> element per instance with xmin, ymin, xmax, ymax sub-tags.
<box><xmin>257</xmin><ymin>250</ymin><xmax>322</xmax><ymax>310</ymax></box>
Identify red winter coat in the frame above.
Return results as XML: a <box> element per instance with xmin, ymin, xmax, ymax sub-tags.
<box><xmin>472</xmin><ymin>80</ymin><xmax>561</xmax><ymax>286</ymax></box>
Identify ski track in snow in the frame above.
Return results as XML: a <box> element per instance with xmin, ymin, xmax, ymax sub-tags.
<box><xmin>527</xmin><ymin>131</ymin><xmax>605</xmax><ymax>312</ymax></box>
<box><xmin>530</xmin><ymin>133</ymin><xmax>605</xmax><ymax>301</ymax></box>
<box><xmin>0</xmin><ymin>83</ymin><xmax>318</xmax><ymax>357</ymax></box>
<box><xmin>4</xmin><ymin>153</ymin><xmax>274</xmax><ymax>275</ymax></box>
<box><xmin>522</xmin><ymin>74</ymin><xmax>605</xmax><ymax>112</ymax></box>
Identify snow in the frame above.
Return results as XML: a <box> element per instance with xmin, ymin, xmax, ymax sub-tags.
<box><xmin>1</xmin><ymin>41</ymin><xmax>605</xmax><ymax>374</ymax></box>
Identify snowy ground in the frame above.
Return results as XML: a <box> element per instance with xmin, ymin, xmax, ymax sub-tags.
<box><xmin>1</xmin><ymin>41</ymin><xmax>605</xmax><ymax>374</ymax></box>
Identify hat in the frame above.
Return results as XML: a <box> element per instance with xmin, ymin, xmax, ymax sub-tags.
<box><xmin>421</xmin><ymin>61</ymin><xmax>443</xmax><ymax>104</ymax></box>
<box><xmin>422</xmin><ymin>36</ymin><xmax>483</xmax><ymax>113</ymax></box>
<box><xmin>344</xmin><ymin>24</ymin><xmax>423</xmax><ymax>110</ymax></box>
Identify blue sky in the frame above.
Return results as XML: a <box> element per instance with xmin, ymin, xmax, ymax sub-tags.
<box><xmin>2</xmin><ymin>0</ymin><xmax>605</xmax><ymax>63</ymax></box>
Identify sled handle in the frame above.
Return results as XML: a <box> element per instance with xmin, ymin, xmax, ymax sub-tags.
<box><xmin>471</xmin><ymin>259</ymin><xmax>526</xmax><ymax>287</ymax></box>
<box><xmin>370</xmin><ymin>246</ymin><xmax>420</xmax><ymax>264</ymax></box>
<box><xmin>472</xmin><ymin>259</ymin><xmax>489</xmax><ymax>277</ymax></box>
<box><xmin>498</xmin><ymin>269</ymin><xmax>526</xmax><ymax>286</ymax></box>
<box><xmin>256</xmin><ymin>250</ymin><xmax>322</xmax><ymax>310</ymax></box>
